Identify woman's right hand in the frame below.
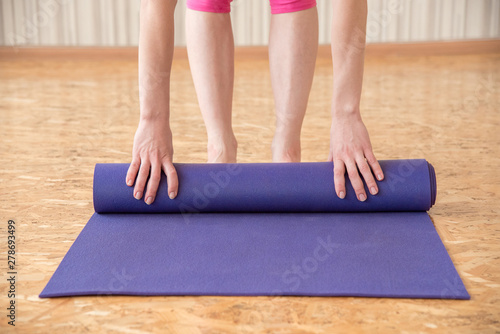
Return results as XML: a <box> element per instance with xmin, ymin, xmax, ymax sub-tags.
<box><xmin>126</xmin><ymin>117</ymin><xmax>178</xmax><ymax>205</ymax></box>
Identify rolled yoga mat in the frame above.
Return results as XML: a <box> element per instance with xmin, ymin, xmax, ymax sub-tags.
<box><xmin>40</xmin><ymin>159</ymin><xmax>469</xmax><ymax>299</ymax></box>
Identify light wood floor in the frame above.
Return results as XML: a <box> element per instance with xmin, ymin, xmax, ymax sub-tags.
<box><xmin>1</xmin><ymin>42</ymin><xmax>499</xmax><ymax>333</ymax></box>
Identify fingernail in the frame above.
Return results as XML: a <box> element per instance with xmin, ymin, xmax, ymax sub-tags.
<box><xmin>370</xmin><ymin>187</ymin><xmax>377</xmax><ymax>195</ymax></box>
<box><xmin>377</xmin><ymin>174</ymin><xmax>383</xmax><ymax>181</ymax></box>
<box><xmin>126</xmin><ymin>179</ymin><xmax>132</xmax><ymax>186</ymax></box>
<box><xmin>146</xmin><ymin>197</ymin><xmax>153</xmax><ymax>205</ymax></box>
<box><xmin>359</xmin><ymin>193</ymin><xmax>366</xmax><ymax>202</ymax></box>
<box><xmin>134</xmin><ymin>191</ymin><xmax>142</xmax><ymax>200</ymax></box>
<box><xmin>169</xmin><ymin>192</ymin><xmax>176</xmax><ymax>199</ymax></box>
<box><xmin>339</xmin><ymin>191</ymin><xmax>345</xmax><ymax>199</ymax></box>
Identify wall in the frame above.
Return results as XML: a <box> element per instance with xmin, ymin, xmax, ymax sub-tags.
<box><xmin>1</xmin><ymin>0</ymin><xmax>499</xmax><ymax>47</ymax></box>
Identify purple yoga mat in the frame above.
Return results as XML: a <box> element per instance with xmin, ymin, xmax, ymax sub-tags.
<box><xmin>40</xmin><ymin>160</ymin><xmax>469</xmax><ymax>299</ymax></box>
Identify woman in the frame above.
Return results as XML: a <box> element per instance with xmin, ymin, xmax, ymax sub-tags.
<box><xmin>126</xmin><ymin>0</ymin><xmax>384</xmax><ymax>205</ymax></box>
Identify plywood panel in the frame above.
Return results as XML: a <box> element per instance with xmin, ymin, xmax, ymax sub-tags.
<box><xmin>0</xmin><ymin>43</ymin><xmax>499</xmax><ymax>332</ymax></box>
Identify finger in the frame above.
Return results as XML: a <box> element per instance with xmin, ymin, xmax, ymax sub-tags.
<box><xmin>126</xmin><ymin>157</ymin><xmax>140</xmax><ymax>186</ymax></box>
<box><xmin>144</xmin><ymin>161</ymin><xmax>161</xmax><ymax>205</ymax></box>
<box><xmin>133</xmin><ymin>159</ymin><xmax>150</xmax><ymax>200</ymax></box>
<box><xmin>162</xmin><ymin>160</ymin><xmax>178</xmax><ymax>199</ymax></box>
<box><xmin>333</xmin><ymin>159</ymin><xmax>346</xmax><ymax>199</ymax></box>
<box><xmin>345</xmin><ymin>159</ymin><xmax>367</xmax><ymax>202</ymax></box>
<box><xmin>365</xmin><ymin>150</ymin><xmax>384</xmax><ymax>181</ymax></box>
<box><xmin>356</xmin><ymin>154</ymin><xmax>378</xmax><ymax>196</ymax></box>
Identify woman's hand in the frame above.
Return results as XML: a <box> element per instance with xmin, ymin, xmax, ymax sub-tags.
<box><xmin>329</xmin><ymin>112</ymin><xmax>384</xmax><ymax>201</ymax></box>
<box><xmin>126</xmin><ymin>118</ymin><xmax>178</xmax><ymax>205</ymax></box>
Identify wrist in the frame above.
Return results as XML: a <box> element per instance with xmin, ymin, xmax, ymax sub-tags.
<box><xmin>331</xmin><ymin>105</ymin><xmax>362</xmax><ymax>120</ymax></box>
<box><xmin>139</xmin><ymin>109</ymin><xmax>170</xmax><ymax>125</ymax></box>
<box><xmin>139</xmin><ymin>85</ymin><xmax>170</xmax><ymax>120</ymax></box>
<box><xmin>139</xmin><ymin>98</ymin><xmax>170</xmax><ymax>122</ymax></box>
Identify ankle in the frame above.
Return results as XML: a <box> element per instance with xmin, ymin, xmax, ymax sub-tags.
<box><xmin>207</xmin><ymin>134</ymin><xmax>238</xmax><ymax>163</ymax></box>
<box><xmin>272</xmin><ymin>136</ymin><xmax>301</xmax><ymax>163</ymax></box>
<box><xmin>272</xmin><ymin>148</ymin><xmax>301</xmax><ymax>162</ymax></box>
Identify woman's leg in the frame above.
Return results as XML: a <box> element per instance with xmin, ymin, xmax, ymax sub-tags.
<box><xmin>186</xmin><ymin>8</ymin><xmax>237</xmax><ymax>163</ymax></box>
<box><xmin>269</xmin><ymin>6</ymin><xmax>318</xmax><ymax>162</ymax></box>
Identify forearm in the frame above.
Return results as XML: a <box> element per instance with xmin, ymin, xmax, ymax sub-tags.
<box><xmin>138</xmin><ymin>0</ymin><xmax>177</xmax><ymax>122</ymax></box>
<box><xmin>331</xmin><ymin>0</ymin><xmax>367</xmax><ymax>119</ymax></box>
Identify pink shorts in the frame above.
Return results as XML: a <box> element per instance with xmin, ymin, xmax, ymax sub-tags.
<box><xmin>187</xmin><ymin>0</ymin><xmax>317</xmax><ymax>15</ymax></box>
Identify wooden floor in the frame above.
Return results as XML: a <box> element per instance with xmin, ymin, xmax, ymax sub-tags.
<box><xmin>1</xmin><ymin>43</ymin><xmax>499</xmax><ymax>333</ymax></box>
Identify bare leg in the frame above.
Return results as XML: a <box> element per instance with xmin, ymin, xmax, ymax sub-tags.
<box><xmin>269</xmin><ymin>7</ymin><xmax>318</xmax><ymax>162</ymax></box>
<box><xmin>186</xmin><ymin>9</ymin><xmax>237</xmax><ymax>163</ymax></box>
